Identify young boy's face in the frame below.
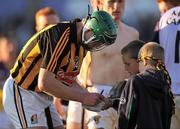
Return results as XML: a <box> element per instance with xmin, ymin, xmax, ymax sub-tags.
<box><xmin>122</xmin><ymin>53</ymin><xmax>139</xmax><ymax>75</ymax></box>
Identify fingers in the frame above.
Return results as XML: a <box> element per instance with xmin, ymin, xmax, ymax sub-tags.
<box><xmin>90</xmin><ymin>93</ymin><xmax>103</xmax><ymax>105</ymax></box>
<box><xmin>86</xmin><ymin>93</ymin><xmax>104</xmax><ymax>106</ymax></box>
<box><xmin>102</xmin><ymin>98</ymin><xmax>113</xmax><ymax>110</ymax></box>
<box><xmin>97</xmin><ymin>94</ymin><xmax>105</xmax><ymax>103</ymax></box>
<box><xmin>82</xmin><ymin>92</ymin><xmax>108</xmax><ymax>106</ymax></box>
<box><xmin>82</xmin><ymin>94</ymin><xmax>113</xmax><ymax>111</ymax></box>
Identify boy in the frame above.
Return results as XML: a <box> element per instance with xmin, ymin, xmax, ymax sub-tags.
<box><xmin>109</xmin><ymin>40</ymin><xmax>144</xmax><ymax>111</ymax></box>
<box><xmin>121</xmin><ymin>40</ymin><xmax>145</xmax><ymax>76</ymax></box>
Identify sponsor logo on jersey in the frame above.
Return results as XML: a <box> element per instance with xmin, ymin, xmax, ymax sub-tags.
<box><xmin>56</xmin><ymin>69</ymin><xmax>79</xmax><ymax>86</ymax></box>
<box><xmin>31</xmin><ymin>114</ymin><xmax>38</xmax><ymax>124</ymax></box>
<box><xmin>166</xmin><ymin>10</ymin><xmax>180</xmax><ymax>25</ymax></box>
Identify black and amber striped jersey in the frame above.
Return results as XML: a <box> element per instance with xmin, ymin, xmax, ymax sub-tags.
<box><xmin>10</xmin><ymin>22</ymin><xmax>86</xmax><ymax>92</ymax></box>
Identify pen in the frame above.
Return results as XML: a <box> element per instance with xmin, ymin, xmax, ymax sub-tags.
<box><xmin>100</xmin><ymin>90</ymin><xmax>104</xmax><ymax>95</ymax></box>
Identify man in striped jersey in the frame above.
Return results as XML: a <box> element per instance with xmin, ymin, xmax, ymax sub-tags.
<box><xmin>2</xmin><ymin>10</ymin><xmax>117</xmax><ymax>129</ymax></box>
<box><xmin>35</xmin><ymin>6</ymin><xmax>68</xmax><ymax>125</ymax></box>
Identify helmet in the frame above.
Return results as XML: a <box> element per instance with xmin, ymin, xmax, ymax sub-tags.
<box><xmin>82</xmin><ymin>10</ymin><xmax>117</xmax><ymax>51</ymax></box>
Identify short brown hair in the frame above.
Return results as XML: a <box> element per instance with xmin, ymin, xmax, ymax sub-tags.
<box><xmin>121</xmin><ymin>40</ymin><xmax>145</xmax><ymax>60</ymax></box>
<box><xmin>35</xmin><ymin>7</ymin><xmax>58</xmax><ymax>23</ymax></box>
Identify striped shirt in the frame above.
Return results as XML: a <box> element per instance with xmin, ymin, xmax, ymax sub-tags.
<box><xmin>10</xmin><ymin>22</ymin><xmax>86</xmax><ymax>92</ymax></box>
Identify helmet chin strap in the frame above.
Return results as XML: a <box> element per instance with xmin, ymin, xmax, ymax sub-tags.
<box><xmin>80</xmin><ymin>4</ymin><xmax>91</xmax><ymax>48</ymax></box>
<box><xmin>80</xmin><ymin>27</ymin><xmax>91</xmax><ymax>51</ymax></box>
<box><xmin>80</xmin><ymin>26</ymin><xmax>92</xmax><ymax>51</ymax></box>
<box><xmin>80</xmin><ymin>28</ymin><xmax>87</xmax><ymax>49</ymax></box>
<box><xmin>81</xmin><ymin>27</ymin><xmax>106</xmax><ymax>52</ymax></box>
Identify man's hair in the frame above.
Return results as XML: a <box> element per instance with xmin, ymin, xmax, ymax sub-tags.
<box><xmin>138</xmin><ymin>42</ymin><xmax>165</xmax><ymax>65</ymax></box>
<box><xmin>157</xmin><ymin>0</ymin><xmax>180</xmax><ymax>7</ymax></box>
<box><xmin>121</xmin><ymin>40</ymin><xmax>145</xmax><ymax>60</ymax></box>
<box><xmin>35</xmin><ymin>7</ymin><xmax>58</xmax><ymax>22</ymax></box>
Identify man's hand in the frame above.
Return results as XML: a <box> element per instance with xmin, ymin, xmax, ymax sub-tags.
<box><xmin>82</xmin><ymin>95</ymin><xmax>113</xmax><ymax>112</ymax></box>
<box><xmin>101</xmin><ymin>97</ymin><xmax>113</xmax><ymax>110</ymax></box>
<box><xmin>82</xmin><ymin>92</ymin><xmax>104</xmax><ymax>106</ymax></box>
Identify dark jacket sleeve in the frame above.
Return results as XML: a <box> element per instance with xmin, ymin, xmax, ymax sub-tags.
<box><xmin>118</xmin><ymin>77</ymin><xmax>138</xmax><ymax>129</ymax></box>
<box><xmin>109</xmin><ymin>80</ymin><xmax>127</xmax><ymax>111</ymax></box>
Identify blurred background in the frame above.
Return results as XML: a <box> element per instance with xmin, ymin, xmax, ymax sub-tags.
<box><xmin>0</xmin><ymin>0</ymin><xmax>160</xmax><ymax>50</ymax></box>
<box><xmin>0</xmin><ymin>0</ymin><xmax>161</xmax><ymax>128</ymax></box>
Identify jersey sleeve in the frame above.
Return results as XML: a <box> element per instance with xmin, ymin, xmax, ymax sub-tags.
<box><xmin>38</xmin><ymin>25</ymin><xmax>68</xmax><ymax>73</ymax></box>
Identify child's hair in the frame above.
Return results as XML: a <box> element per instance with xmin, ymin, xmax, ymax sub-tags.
<box><xmin>138</xmin><ymin>42</ymin><xmax>171</xmax><ymax>85</ymax></box>
<box><xmin>138</xmin><ymin>42</ymin><xmax>164</xmax><ymax>65</ymax></box>
<box><xmin>121</xmin><ymin>40</ymin><xmax>145</xmax><ymax>60</ymax></box>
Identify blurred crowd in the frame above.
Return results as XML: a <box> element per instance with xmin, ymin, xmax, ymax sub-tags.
<box><xmin>0</xmin><ymin>0</ymin><xmax>159</xmax><ymax>47</ymax></box>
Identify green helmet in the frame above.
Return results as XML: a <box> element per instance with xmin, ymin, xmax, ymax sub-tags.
<box><xmin>82</xmin><ymin>10</ymin><xmax>117</xmax><ymax>51</ymax></box>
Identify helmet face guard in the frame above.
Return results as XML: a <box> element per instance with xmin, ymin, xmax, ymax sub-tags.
<box><xmin>82</xmin><ymin>24</ymin><xmax>106</xmax><ymax>51</ymax></box>
<box><xmin>81</xmin><ymin>10</ymin><xmax>117</xmax><ymax>52</ymax></box>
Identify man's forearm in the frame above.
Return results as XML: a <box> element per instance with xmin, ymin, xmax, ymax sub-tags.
<box><xmin>38</xmin><ymin>68</ymin><xmax>88</xmax><ymax>103</ymax></box>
